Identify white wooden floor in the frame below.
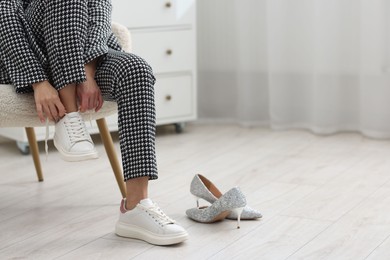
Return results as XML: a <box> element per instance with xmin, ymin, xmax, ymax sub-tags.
<box><xmin>1</xmin><ymin>123</ymin><xmax>390</xmax><ymax>260</ymax></box>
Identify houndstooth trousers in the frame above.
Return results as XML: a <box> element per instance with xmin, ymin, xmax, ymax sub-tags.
<box><xmin>0</xmin><ymin>0</ymin><xmax>158</xmax><ymax>181</ymax></box>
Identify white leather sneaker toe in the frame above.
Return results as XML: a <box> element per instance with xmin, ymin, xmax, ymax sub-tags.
<box><xmin>53</xmin><ymin>112</ymin><xmax>98</xmax><ymax>161</ymax></box>
<box><xmin>115</xmin><ymin>198</ymin><xmax>188</xmax><ymax>246</ymax></box>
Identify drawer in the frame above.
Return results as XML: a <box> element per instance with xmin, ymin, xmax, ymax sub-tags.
<box><xmin>131</xmin><ymin>30</ymin><xmax>195</xmax><ymax>74</ymax></box>
<box><xmin>111</xmin><ymin>0</ymin><xmax>195</xmax><ymax>28</ymax></box>
<box><xmin>155</xmin><ymin>75</ymin><xmax>193</xmax><ymax>120</ymax></box>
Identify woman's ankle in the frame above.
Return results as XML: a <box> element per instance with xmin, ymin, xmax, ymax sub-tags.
<box><xmin>125</xmin><ymin>198</ymin><xmax>146</xmax><ymax>210</ymax></box>
<box><xmin>59</xmin><ymin>84</ymin><xmax>78</xmax><ymax>112</ymax></box>
<box><xmin>125</xmin><ymin>176</ymin><xmax>149</xmax><ymax>210</ymax></box>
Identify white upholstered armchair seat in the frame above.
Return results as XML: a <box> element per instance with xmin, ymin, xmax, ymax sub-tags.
<box><xmin>0</xmin><ymin>86</ymin><xmax>118</xmax><ymax>127</ymax></box>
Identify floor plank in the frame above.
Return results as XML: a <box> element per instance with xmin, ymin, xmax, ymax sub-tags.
<box><xmin>287</xmin><ymin>187</ymin><xmax>390</xmax><ymax>260</ymax></box>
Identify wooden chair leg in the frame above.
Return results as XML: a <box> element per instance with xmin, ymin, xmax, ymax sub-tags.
<box><xmin>96</xmin><ymin>118</ymin><xmax>127</xmax><ymax>198</ymax></box>
<box><xmin>25</xmin><ymin>127</ymin><xmax>44</xmax><ymax>182</ymax></box>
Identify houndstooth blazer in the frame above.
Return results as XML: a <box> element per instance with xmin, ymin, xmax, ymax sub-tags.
<box><xmin>0</xmin><ymin>0</ymin><xmax>123</xmax><ymax>93</ymax></box>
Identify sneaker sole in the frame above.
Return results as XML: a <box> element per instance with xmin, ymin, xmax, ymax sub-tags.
<box><xmin>115</xmin><ymin>222</ymin><xmax>188</xmax><ymax>246</ymax></box>
<box><xmin>53</xmin><ymin>139</ymin><xmax>99</xmax><ymax>162</ymax></box>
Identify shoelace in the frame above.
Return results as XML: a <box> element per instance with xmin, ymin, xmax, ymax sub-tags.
<box><xmin>45</xmin><ymin>118</ymin><xmax>49</xmax><ymax>160</ymax></box>
<box><xmin>142</xmin><ymin>203</ymin><xmax>176</xmax><ymax>226</ymax></box>
<box><xmin>64</xmin><ymin>115</ymin><xmax>91</xmax><ymax>145</ymax></box>
<box><xmin>86</xmin><ymin>110</ymin><xmax>93</xmax><ymax>128</ymax></box>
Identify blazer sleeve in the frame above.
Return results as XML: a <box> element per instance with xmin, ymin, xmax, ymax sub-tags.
<box><xmin>84</xmin><ymin>0</ymin><xmax>113</xmax><ymax>64</ymax></box>
<box><xmin>0</xmin><ymin>1</ymin><xmax>48</xmax><ymax>89</ymax></box>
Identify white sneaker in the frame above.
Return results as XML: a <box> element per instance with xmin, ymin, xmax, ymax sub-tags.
<box><xmin>53</xmin><ymin>112</ymin><xmax>98</xmax><ymax>162</ymax></box>
<box><xmin>115</xmin><ymin>198</ymin><xmax>189</xmax><ymax>245</ymax></box>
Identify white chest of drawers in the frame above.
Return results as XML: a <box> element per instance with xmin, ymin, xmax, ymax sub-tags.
<box><xmin>0</xmin><ymin>0</ymin><xmax>197</xmax><ymax>152</ymax></box>
<box><xmin>112</xmin><ymin>0</ymin><xmax>197</xmax><ymax>127</ymax></box>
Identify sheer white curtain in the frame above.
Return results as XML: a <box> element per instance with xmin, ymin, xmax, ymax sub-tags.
<box><xmin>197</xmin><ymin>0</ymin><xmax>390</xmax><ymax>138</ymax></box>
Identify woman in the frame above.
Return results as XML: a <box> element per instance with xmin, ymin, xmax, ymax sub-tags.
<box><xmin>0</xmin><ymin>0</ymin><xmax>188</xmax><ymax>246</ymax></box>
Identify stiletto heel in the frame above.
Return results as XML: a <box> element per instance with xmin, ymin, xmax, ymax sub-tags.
<box><xmin>194</xmin><ymin>196</ymin><xmax>200</xmax><ymax>208</ymax></box>
<box><xmin>233</xmin><ymin>207</ymin><xmax>244</xmax><ymax>229</ymax></box>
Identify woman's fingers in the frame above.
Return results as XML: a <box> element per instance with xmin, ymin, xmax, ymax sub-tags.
<box><xmin>95</xmin><ymin>93</ymin><xmax>103</xmax><ymax>112</ymax></box>
<box><xmin>79</xmin><ymin>93</ymin><xmax>95</xmax><ymax>112</ymax></box>
<box><xmin>77</xmin><ymin>79</ymin><xmax>103</xmax><ymax>112</ymax></box>
<box><xmin>36</xmin><ymin>103</ymin><xmax>45</xmax><ymax>123</ymax></box>
<box><xmin>33</xmin><ymin>81</ymin><xmax>66</xmax><ymax>123</ymax></box>
<box><xmin>42</xmin><ymin>104</ymin><xmax>54</xmax><ymax>122</ymax></box>
<box><xmin>88</xmin><ymin>94</ymin><xmax>96</xmax><ymax>111</ymax></box>
<box><xmin>92</xmin><ymin>91</ymin><xmax>102</xmax><ymax>111</ymax></box>
<box><xmin>56</xmin><ymin>100</ymin><xmax>66</xmax><ymax>118</ymax></box>
<box><xmin>49</xmin><ymin>103</ymin><xmax>59</xmax><ymax>121</ymax></box>
<box><xmin>36</xmin><ymin>99</ymin><xmax>56</xmax><ymax>122</ymax></box>
<box><xmin>78</xmin><ymin>88</ymin><xmax>101</xmax><ymax>112</ymax></box>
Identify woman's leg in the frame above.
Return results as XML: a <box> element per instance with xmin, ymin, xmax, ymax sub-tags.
<box><xmin>58</xmin><ymin>84</ymin><xmax>78</xmax><ymax>113</ymax></box>
<box><xmin>25</xmin><ymin>0</ymin><xmax>86</xmax><ymax>113</ymax></box>
<box><xmin>96</xmin><ymin>51</ymin><xmax>158</xmax><ymax>182</ymax></box>
<box><xmin>96</xmin><ymin>50</ymin><xmax>158</xmax><ymax>201</ymax></box>
<box><xmin>125</xmin><ymin>176</ymin><xmax>149</xmax><ymax>210</ymax></box>
<box><xmin>23</xmin><ymin>0</ymin><xmax>97</xmax><ymax>161</ymax></box>
<box><xmin>96</xmin><ymin>50</ymin><xmax>188</xmax><ymax>245</ymax></box>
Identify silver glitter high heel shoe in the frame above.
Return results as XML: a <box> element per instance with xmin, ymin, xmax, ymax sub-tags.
<box><xmin>190</xmin><ymin>174</ymin><xmax>262</xmax><ymax>220</ymax></box>
<box><xmin>186</xmin><ymin>187</ymin><xmax>246</xmax><ymax>228</ymax></box>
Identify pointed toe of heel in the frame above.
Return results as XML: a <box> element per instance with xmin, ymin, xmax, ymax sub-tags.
<box><xmin>227</xmin><ymin>206</ymin><xmax>262</xmax><ymax>220</ymax></box>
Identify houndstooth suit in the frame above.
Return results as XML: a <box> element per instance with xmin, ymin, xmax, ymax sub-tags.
<box><xmin>0</xmin><ymin>0</ymin><xmax>158</xmax><ymax>181</ymax></box>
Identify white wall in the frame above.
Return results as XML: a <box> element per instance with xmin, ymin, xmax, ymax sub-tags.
<box><xmin>196</xmin><ymin>0</ymin><xmax>270</xmax><ymax>123</ymax></box>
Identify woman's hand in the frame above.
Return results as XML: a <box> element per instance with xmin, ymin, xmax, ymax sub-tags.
<box><xmin>32</xmin><ymin>80</ymin><xmax>66</xmax><ymax>123</ymax></box>
<box><xmin>77</xmin><ymin>59</ymin><xmax>103</xmax><ymax>112</ymax></box>
<box><xmin>77</xmin><ymin>78</ymin><xmax>103</xmax><ymax>112</ymax></box>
